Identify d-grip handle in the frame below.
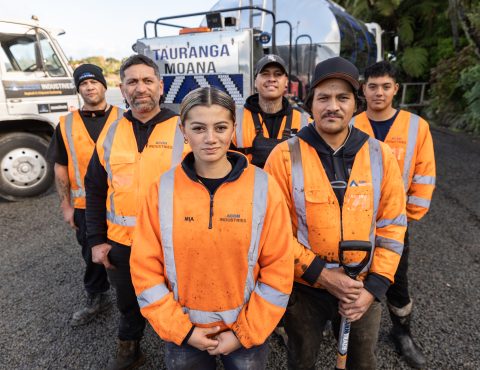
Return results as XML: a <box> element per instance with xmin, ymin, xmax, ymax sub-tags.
<box><xmin>338</xmin><ymin>240</ymin><xmax>372</xmax><ymax>279</ymax></box>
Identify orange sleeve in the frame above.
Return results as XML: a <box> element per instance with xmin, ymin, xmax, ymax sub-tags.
<box><xmin>232</xmin><ymin>175</ymin><xmax>294</xmax><ymax>348</ymax></box>
<box><xmin>130</xmin><ymin>181</ymin><xmax>193</xmax><ymax>345</ymax></box>
<box><xmin>407</xmin><ymin>119</ymin><xmax>436</xmax><ymax>220</ymax></box>
<box><xmin>370</xmin><ymin>144</ymin><xmax>407</xmax><ymax>282</ymax></box>
<box><xmin>264</xmin><ymin>144</ymin><xmax>317</xmax><ymax>279</ymax></box>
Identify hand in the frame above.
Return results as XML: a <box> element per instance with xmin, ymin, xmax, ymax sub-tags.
<box><xmin>61</xmin><ymin>203</ymin><xmax>77</xmax><ymax>230</ymax></box>
<box><xmin>338</xmin><ymin>288</ymin><xmax>375</xmax><ymax>322</ymax></box>
<box><xmin>187</xmin><ymin>326</ymin><xmax>220</xmax><ymax>351</ymax></box>
<box><xmin>207</xmin><ymin>330</ymin><xmax>242</xmax><ymax>356</ymax></box>
<box><xmin>316</xmin><ymin>267</ymin><xmax>363</xmax><ymax>303</ymax></box>
<box><xmin>92</xmin><ymin>243</ymin><xmax>114</xmax><ymax>270</ymax></box>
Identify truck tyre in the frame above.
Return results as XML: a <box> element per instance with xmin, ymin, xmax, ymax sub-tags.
<box><xmin>0</xmin><ymin>133</ymin><xmax>53</xmax><ymax>201</ymax></box>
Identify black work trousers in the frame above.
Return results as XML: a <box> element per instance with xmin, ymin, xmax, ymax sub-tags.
<box><xmin>284</xmin><ymin>284</ymin><xmax>382</xmax><ymax>370</ymax></box>
<box><xmin>106</xmin><ymin>242</ymin><xmax>146</xmax><ymax>341</ymax></box>
<box><xmin>386</xmin><ymin>228</ymin><xmax>411</xmax><ymax>309</ymax></box>
<box><xmin>73</xmin><ymin>209</ymin><xmax>109</xmax><ymax>294</ymax></box>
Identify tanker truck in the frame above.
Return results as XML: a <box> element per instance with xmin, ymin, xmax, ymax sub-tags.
<box><xmin>134</xmin><ymin>0</ymin><xmax>383</xmax><ymax>110</ymax></box>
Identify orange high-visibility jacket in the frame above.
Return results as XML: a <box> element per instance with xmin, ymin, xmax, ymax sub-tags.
<box><xmin>130</xmin><ymin>154</ymin><xmax>294</xmax><ymax>348</ymax></box>
<box><xmin>352</xmin><ymin>111</ymin><xmax>436</xmax><ymax>220</ymax></box>
<box><xmin>264</xmin><ymin>135</ymin><xmax>406</xmax><ymax>285</ymax></box>
<box><xmin>232</xmin><ymin>107</ymin><xmax>310</xmax><ymax>161</ymax></box>
<box><xmin>59</xmin><ymin>107</ymin><xmax>123</xmax><ymax>209</ymax></box>
<box><xmin>95</xmin><ymin>115</ymin><xmax>187</xmax><ymax>246</ymax></box>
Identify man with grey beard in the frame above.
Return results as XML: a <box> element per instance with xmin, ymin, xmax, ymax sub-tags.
<box><xmin>85</xmin><ymin>54</ymin><xmax>185</xmax><ymax>369</ymax></box>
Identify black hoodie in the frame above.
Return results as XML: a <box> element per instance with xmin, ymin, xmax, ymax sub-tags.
<box><xmin>296</xmin><ymin>123</ymin><xmax>391</xmax><ymax>300</ymax></box>
<box><xmin>244</xmin><ymin>93</ymin><xmax>293</xmax><ymax>138</ymax></box>
<box><xmin>85</xmin><ymin>108</ymin><xmax>178</xmax><ymax>249</ymax></box>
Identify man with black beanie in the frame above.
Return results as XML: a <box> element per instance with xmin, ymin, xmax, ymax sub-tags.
<box><xmin>47</xmin><ymin>63</ymin><xmax>124</xmax><ymax>327</ymax></box>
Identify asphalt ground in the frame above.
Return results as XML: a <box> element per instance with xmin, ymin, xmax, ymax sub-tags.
<box><xmin>0</xmin><ymin>127</ymin><xmax>479</xmax><ymax>370</ymax></box>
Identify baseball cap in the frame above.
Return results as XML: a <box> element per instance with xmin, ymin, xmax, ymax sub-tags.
<box><xmin>310</xmin><ymin>57</ymin><xmax>360</xmax><ymax>91</ymax></box>
<box><xmin>255</xmin><ymin>54</ymin><xmax>288</xmax><ymax>76</ymax></box>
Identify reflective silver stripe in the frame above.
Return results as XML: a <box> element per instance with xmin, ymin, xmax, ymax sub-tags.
<box><xmin>71</xmin><ymin>189</ymin><xmax>86</xmax><ymax>198</ymax></box>
<box><xmin>300</xmin><ymin>112</ymin><xmax>310</xmax><ymax>128</ymax></box>
<box><xmin>254</xmin><ymin>281</ymin><xmax>289</xmax><ymax>308</ymax></box>
<box><xmin>106</xmin><ymin>212</ymin><xmax>136</xmax><ymax>227</ymax></box>
<box><xmin>349</xmin><ymin>116</ymin><xmax>356</xmax><ymax>127</ymax></box>
<box><xmin>64</xmin><ymin>113</ymin><xmax>84</xmax><ymax>197</ymax></box>
<box><xmin>412</xmin><ymin>174</ymin><xmax>436</xmax><ymax>185</ymax></box>
<box><xmin>403</xmin><ymin>114</ymin><xmax>420</xmax><ymax>191</ymax></box>
<box><xmin>235</xmin><ymin>107</ymin><xmax>244</xmax><ymax>148</ymax></box>
<box><xmin>288</xmin><ymin>137</ymin><xmax>311</xmax><ymax>249</ymax></box>
<box><xmin>184</xmin><ymin>305</ymin><xmax>242</xmax><ymax>325</ymax></box>
<box><xmin>103</xmin><ymin>117</ymin><xmax>124</xmax><ymax>220</ymax></box>
<box><xmin>116</xmin><ymin>107</ymin><xmax>125</xmax><ymax>119</ymax></box>
<box><xmin>377</xmin><ymin>214</ymin><xmax>407</xmax><ymax>228</ymax></box>
<box><xmin>137</xmin><ymin>282</ymin><xmax>169</xmax><ymax>309</ymax></box>
<box><xmin>325</xmin><ymin>262</ymin><xmax>340</xmax><ymax>269</ymax></box>
<box><xmin>243</xmin><ymin>167</ymin><xmax>269</xmax><ymax>303</ymax></box>
<box><xmin>407</xmin><ymin>195</ymin><xmax>431</xmax><ymax>209</ymax></box>
<box><xmin>171</xmin><ymin>117</ymin><xmax>184</xmax><ymax>167</ymax></box>
<box><xmin>159</xmin><ymin>166</ymin><xmax>269</xmax><ymax>324</ymax></box>
<box><xmin>375</xmin><ymin>236</ymin><xmax>403</xmax><ymax>255</ymax></box>
<box><xmin>368</xmin><ymin>138</ymin><xmax>383</xmax><ymax>273</ymax></box>
<box><xmin>159</xmin><ymin>168</ymin><xmax>178</xmax><ymax>300</ymax></box>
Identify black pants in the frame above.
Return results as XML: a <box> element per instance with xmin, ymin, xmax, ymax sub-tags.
<box><xmin>284</xmin><ymin>284</ymin><xmax>382</xmax><ymax>370</ymax></box>
<box><xmin>386</xmin><ymin>228</ymin><xmax>411</xmax><ymax>309</ymax></box>
<box><xmin>73</xmin><ymin>209</ymin><xmax>109</xmax><ymax>294</ymax></box>
<box><xmin>106</xmin><ymin>243</ymin><xmax>146</xmax><ymax>341</ymax></box>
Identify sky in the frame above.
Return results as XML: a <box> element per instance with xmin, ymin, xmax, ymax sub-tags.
<box><xmin>0</xmin><ymin>0</ymin><xmax>220</xmax><ymax>59</ymax></box>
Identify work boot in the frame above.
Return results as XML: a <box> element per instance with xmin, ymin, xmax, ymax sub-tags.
<box><xmin>388</xmin><ymin>301</ymin><xmax>427</xmax><ymax>369</ymax></box>
<box><xmin>106</xmin><ymin>340</ymin><xmax>145</xmax><ymax>370</ymax></box>
<box><xmin>70</xmin><ymin>291</ymin><xmax>111</xmax><ymax>327</ymax></box>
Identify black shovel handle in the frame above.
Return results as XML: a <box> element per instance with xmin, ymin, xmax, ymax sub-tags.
<box><xmin>339</xmin><ymin>240</ymin><xmax>372</xmax><ymax>279</ymax></box>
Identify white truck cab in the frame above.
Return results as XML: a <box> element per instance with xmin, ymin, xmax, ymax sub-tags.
<box><xmin>0</xmin><ymin>18</ymin><xmax>79</xmax><ymax>200</ymax></box>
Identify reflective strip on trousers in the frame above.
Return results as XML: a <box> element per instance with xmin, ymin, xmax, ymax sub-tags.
<box><xmin>402</xmin><ymin>114</ymin><xmax>420</xmax><ymax>191</ymax></box>
<box><xmin>159</xmin><ymin>166</ymin><xmax>272</xmax><ymax>324</ymax></box>
<box><xmin>235</xmin><ymin>107</ymin><xmax>245</xmax><ymax>148</ymax></box>
<box><xmin>65</xmin><ymin>113</ymin><xmax>84</xmax><ymax>198</ymax></box>
<box><xmin>137</xmin><ymin>282</ymin><xmax>170</xmax><ymax>309</ymax></box>
<box><xmin>407</xmin><ymin>195</ymin><xmax>431</xmax><ymax>209</ymax></box>
<box><xmin>412</xmin><ymin>174</ymin><xmax>436</xmax><ymax>185</ymax></box>
<box><xmin>288</xmin><ymin>136</ymin><xmax>311</xmax><ymax>249</ymax></box>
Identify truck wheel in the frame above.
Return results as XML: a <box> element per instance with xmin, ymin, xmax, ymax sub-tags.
<box><xmin>0</xmin><ymin>133</ymin><xmax>54</xmax><ymax>201</ymax></box>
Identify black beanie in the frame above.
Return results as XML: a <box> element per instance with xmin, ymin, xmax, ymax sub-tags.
<box><xmin>73</xmin><ymin>64</ymin><xmax>107</xmax><ymax>91</ymax></box>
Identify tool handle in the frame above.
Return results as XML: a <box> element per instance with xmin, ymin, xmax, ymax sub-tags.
<box><xmin>335</xmin><ymin>316</ymin><xmax>350</xmax><ymax>370</ymax></box>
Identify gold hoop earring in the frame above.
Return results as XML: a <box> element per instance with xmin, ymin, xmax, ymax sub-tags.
<box><xmin>183</xmin><ymin>138</ymin><xmax>188</xmax><ymax>144</ymax></box>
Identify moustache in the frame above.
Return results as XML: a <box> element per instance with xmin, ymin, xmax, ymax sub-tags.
<box><xmin>322</xmin><ymin>112</ymin><xmax>343</xmax><ymax>119</ymax></box>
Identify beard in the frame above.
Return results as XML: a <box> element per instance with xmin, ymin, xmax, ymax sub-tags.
<box><xmin>130</xmin><ymin>95</ymin><xmax>157</xmax><ymax>113</ymax></box>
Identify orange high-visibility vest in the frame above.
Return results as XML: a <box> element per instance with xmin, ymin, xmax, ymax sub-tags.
<box><xmin>233</xmin><ymin>107</ymin><xmax>310</xmax><ymax>162</ymax></box>
<box><xmin>59</xmin><ymin>106</ymin><xmax>124</xmax><ymax>209</ymax></box>
<box><xmin>96</xmin><ymin>115</ymin><xmax>187</xmax><ymax>246</ymax></box>
<box><xmin>265</xmin><ymin>135</ymin><xmax>406</xmax><ymax>285</ymax></box>
<box><xmin>130</xmin><ymin>159</ymin><xmax>294</xmax><ymax>348</ymax></box>
<box><xmin>351</xmin><ymin>110</ymin><xmax>436</xmax><ymax>220</ymax></box>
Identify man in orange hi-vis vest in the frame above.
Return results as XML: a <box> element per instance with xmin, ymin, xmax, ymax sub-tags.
<box><xmin>47</xmin><ymin>64</ymin><xmax>123</xmax><ymax>327</ymax></box>
<box><xmin>351</xmin><ymin>61</ymin><xmax>436</xmax><ymax>369</ymax></box>
<box><xmin>84</xmin><ymin>55</ymin><xmax>187</xmax><ymax>369</ymax></box>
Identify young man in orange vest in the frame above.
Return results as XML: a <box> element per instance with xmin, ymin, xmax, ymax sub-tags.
<box><xmin>232</xmin><ymin>54</ymin><xmax>310</xmax><ymax>168</ymax></box>
<box><xmin>352</xmin><ymin>61</ymin><xmax>436</xmax><ymax>369</ymax></box>
<box><xmin>265</xmin><ymin>57</ymin><xmax>407</xmax><ymax>369</ymax></box>
<box><xmin>85</xmin><ymin>55</ymin><xmax>186</xmax><ymax>369</ymax></box>
<box><xmin>47</xmin><ymin>64</ymin><xmax>123</xmax><ymax>327</ymax></box>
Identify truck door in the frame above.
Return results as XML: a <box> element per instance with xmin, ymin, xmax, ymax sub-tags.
<box><xmin>1</xmin><ymin>24</ymin><xmax>78</xmax><ymax>122</ymax></box>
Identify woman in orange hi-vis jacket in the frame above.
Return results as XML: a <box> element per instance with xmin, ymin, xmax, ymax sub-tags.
<box><xmin>130</xmin><ymin>87</ymin><xmax>294</xmax><ymax>370</ymax></box>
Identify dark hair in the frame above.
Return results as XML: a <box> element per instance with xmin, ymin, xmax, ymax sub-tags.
<box><xmin>364</xmin><ymin>61</ymin><xmax>398</xmax><ymax>83</ymax></box>
<box><xmin>120</xmin><ymin>54</ymin><xmax>161</xmax><ymax>81</ymax></box>
<box><xmin>180</xmin><ymin>87</ymin><xmax>236</xmax><ymax>124</ymax></box>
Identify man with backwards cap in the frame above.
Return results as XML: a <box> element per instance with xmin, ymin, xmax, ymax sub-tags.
<box><xmin>232</xmin><ymin>54</ymin><xmax>310</xmax><ymax>168</ymax></box>
<box><xmin>47</xmin><ymin>64</ymin><xmax>123</xmax><ymax>327</ymax></box>
<box><xmin>264</xmin><ymin>57</ymin><xmax>407</xmax><ymax>369</ymax></box>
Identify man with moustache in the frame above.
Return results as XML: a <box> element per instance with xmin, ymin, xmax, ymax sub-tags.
<box><xmin>232</xmin><ymin>54</ymin><xmax>310</xmax><ymax>168</ymax></box>
<box><xmin>47</xmin><ymin>64</ymin><xmax>123</xmax><ymax>327</ymax></box>
<box><xmin>85</xmin><ymin>54</ymin><xmax>185</xmax><ymax>369</ymax></box>
<box><xmin>265</xmin><ymin>57</ymin><xmax>407</xmax><ymax>369</ymax></box>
